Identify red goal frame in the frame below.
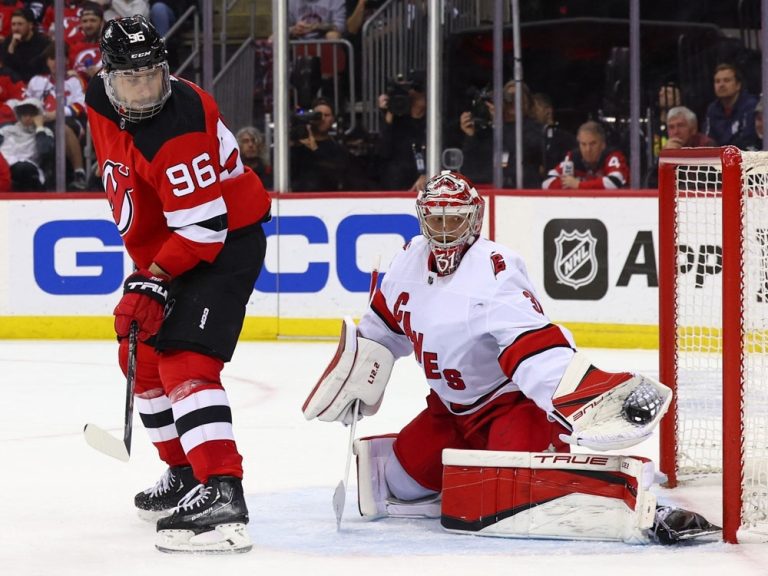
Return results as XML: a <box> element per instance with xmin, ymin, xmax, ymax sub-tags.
<box><xmin>658</xmin><ymin>146</ymin><xmax>744</xmax><ymax>544</ymax></box>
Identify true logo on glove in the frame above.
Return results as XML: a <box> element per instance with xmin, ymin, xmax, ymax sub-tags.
<box><xmin>126</xmin><ymin>280</ymin><xmax>169</xmax><ymax>299</ymax></box>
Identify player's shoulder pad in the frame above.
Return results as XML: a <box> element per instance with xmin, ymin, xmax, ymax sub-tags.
<box><xmin>472</xmin><ymin>237</ymin><xmax>524</xmax><ymax>280</ymax></box>
<box><xmin>130</xmin><ymin>79</ymin><xmax>207</xmax><ymax>161</ymax></box>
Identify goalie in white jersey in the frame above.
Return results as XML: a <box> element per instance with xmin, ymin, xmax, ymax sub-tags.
<box><xmin>304</xmin><ymin>170</ymin><xmax>719</xmax><ymax>544</ymax></box>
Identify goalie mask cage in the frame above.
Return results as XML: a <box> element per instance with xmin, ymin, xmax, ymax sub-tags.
<box><xmin>659</xmin><ymin>146</ymin><xmax>768</xmax><ymax>544</ymax></box>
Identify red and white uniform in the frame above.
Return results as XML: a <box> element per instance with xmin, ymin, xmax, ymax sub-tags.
<box><xmin>25</xmin><ymin>73</ymin><xmax>86</xmax><ymax>119</ymax></box>
<box><xmin>542</xmin><ymin>148</ymin><xmax>629</xmax><ymax>189</ymax></box>
<box><xmin>358</xmin><ymin>235</ymin><xmax>576</xmax><ymax>490</ymax></box>
<box><xmin>86</xmin><ymin>73</ymin><xmax>271</xmax><ymax>482</ymax></box>
<box><xmin>359</xmin><ymin>235</ymin><xmax>576</xmax><ymax>415</ymax></box>
<box><xmin>86</xmin><ymin>75</ymin><xmax>270</xmax><ymax>277</ymax></box>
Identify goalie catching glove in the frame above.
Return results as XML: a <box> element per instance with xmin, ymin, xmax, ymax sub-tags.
<box><xmin>303</xmin><ymin>317</ymin><xmax>395</xmax><ymax>425</ymax></box>
<box><xmin>549</xmin><ymin>351</ymin><xmax>672</xmax><ymax>451</ymax></box>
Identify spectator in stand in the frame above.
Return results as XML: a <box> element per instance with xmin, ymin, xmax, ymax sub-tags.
<box><xmin>68</xmin><ymin>1</ymin><xmax>103</xmax><ymax>83</ymax></box>
<box><xmin>651</xmin><ymin>83</ymin><xmax>683</xmax><ymax>160</ymax></box>
<box><xmin>734</xmin><ymin>100</ymin><xmax>764</xmax><ymax>151</ymax></box>
<box><xmin>662</xmin><ymin>106</ymin><xmax>716</xmax><ymax>150</ymax></box>
<box><xmin>459</xmin><ymin>80</ymin><xmax>545</xmax><ymax>188</ymax></box>
<box><xmin>236</xmin><ymin>125</ymin><xmax>272</xmax><ymax>190</ymax></box>
<box><xmin>92</xmin><ymin>0</ymin><xmax>149</xmax><ymax>21</ymax></box>
<box><xmin>0</xmin><ymin>51</ymin><xmax>24</xmax><ymax>124</ymax></box>
<box><xmin>704</xmin><ymin>63</ymin><xmax>758</xmax><ymax>146</ymax></box>
<box><xmin>0</xmin><ymin>1</ymin><xmax>23</xmax><ymax>44</ymax></box>
<box><xmin>376</xmin><ymin>69</ymin><xmax>427</xmax><ymax>191</ymax></box>
<box><xmin>149</xmin><ymin>1</ymin><xmax>192</xmax><ymax>37</ymax></box>
<box><xmin>290</xmin><ymin>96</ymin><xmax>348</xmax><ymax>191</ymax></box>
<box><xmin>542</xmin><ymin>120</ymin><xmax>629</xmax><ymax>190</ymax></box>
<box><xmin>0</xmin><ymin>97</ymin><xmax>54</xmax><ymax>191</ymax></box>
<box><xmin>532</xmin><ymin>92</ymin><xmax>576</xmax><ymax>175</ymax></box>
<box><xmin>288</xmin><ymin>0</ymin><xmax>346</xmax><ymax>40</ymax></box>
<box><xmin>1</xmin><ymin>8</ymin><xmax>50</xmax><ymax>82</ymax></box>
<box><xmin>41</xmin><ymin>0</ymin><xmax>84</xmax><ymax>41</ymax></box>
<box><xmin>25</xmin><ymin>43</ymin><xmax>87</xmax><ymax>189</ymax></box>
<box><xmin>0</xmin><ymin>148</ymin><xmax>10</xmax><ymax>190</ymax></box>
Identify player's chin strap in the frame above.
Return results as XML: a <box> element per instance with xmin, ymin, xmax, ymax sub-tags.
<box><xmin>548</xmin><ymin>351</ymin><xmax>672</xmax><ymax>451</ymax></box>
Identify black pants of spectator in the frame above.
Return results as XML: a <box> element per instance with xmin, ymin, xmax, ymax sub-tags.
<box><xmin>11</xmin><ymin>161</ymin><xmax>44</xmax><ymax>191</ymax></box>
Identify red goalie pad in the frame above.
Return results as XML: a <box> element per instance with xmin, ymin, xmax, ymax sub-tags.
<box><xmin>440</xmin><ymin>450</ymin><xmax>656</xmax><ymax>543</ymax></box>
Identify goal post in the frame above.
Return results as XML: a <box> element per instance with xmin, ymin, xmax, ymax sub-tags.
<box><xmin>658</xmin><ymin>146</ymin><xmax>768</xmax><ymax>544</ymax></box>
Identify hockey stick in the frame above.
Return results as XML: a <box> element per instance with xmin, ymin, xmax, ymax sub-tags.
<box><xmin>83</xmin><ymin>321</ymin><xmax>138</xmax><ymax>462</ymax></box>
<box><xmin>332</xmin><ymin>260</ymin><xmax>381</xmax><ymax>530</ymax></box>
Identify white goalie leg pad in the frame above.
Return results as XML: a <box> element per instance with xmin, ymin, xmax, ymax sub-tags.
<box><xmin>302</xmin><ymin>317</ymin><xmax>395</xmax><ymax>424</ymax></box>
<box><xmin>549</xmin><ymin>351</ymin><xmax>672</xmax><ymax>451</ymax></box>
<box><xmin>441</xmin><ymin>449</ymin><xmax>657</xmax><ymax>544</ymax></box>
<box><xmin>353</xmin><ymin>435</ymin><xmax>441</xmax><ymax>519</ymax></box>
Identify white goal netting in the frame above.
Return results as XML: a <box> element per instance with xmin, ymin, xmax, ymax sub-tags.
<box><xmin>672</xmin><ymin>151</ymin><xmax>768</xmax><ymax>528</ymax></box>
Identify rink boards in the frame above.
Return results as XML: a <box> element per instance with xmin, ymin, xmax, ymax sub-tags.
<box><xmin>0</xmin><ymin>190</ymin><xmax>662</xmax><ymax>347</ymax></box>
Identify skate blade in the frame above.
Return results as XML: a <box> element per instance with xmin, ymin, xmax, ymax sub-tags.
<box><xmin>155</xmin><ymin>523</ymin><xmax>252</xmax><ymax>554</ymax></box>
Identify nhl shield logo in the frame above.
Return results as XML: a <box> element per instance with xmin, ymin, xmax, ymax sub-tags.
<box><xmin>553</xmin><ymin>229</ymin><xmax>598</xmax><ymax>289</ymax></box>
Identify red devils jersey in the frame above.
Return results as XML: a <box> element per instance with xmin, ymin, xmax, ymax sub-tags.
<box><xmin>542</xmin><ymin>148</ymin><xmax>629</xmax><ymax>189</ymax></box>
<box><xmin>86</xmin><ymin>75</ymin><xmax>271</xmax><ymax>277</ymax></box>
<box><xmin>357</xmin><ymin>236</ymin><xmax>577</xmax><ymax>415</ymax></box>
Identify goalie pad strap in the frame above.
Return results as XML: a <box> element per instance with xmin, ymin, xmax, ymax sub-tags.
<box><xmin>441</xmin><ymin>449</ymin><xmax>656</xmax><ymax>543</ymax></box>
<box><xmin>303</xmin><ymin>317</ymin><xmax>395</xmax><ymax>423</ymax></box>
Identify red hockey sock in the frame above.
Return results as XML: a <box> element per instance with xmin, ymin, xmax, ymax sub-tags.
<box><xmin>159</xmin><ymin>350</ymin><xmax>244</xmax><ymax>483</ymax></box>
<box><xmin>119</xmin><ymin>338</ymin><xmax>188</xmax><ymax>468</ymax></box>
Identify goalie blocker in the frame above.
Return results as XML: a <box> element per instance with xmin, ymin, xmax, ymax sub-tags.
<box><xmin>302</xmin><ymin>317</ymin><xmax>395</xmax><ymax>424</ymax></box>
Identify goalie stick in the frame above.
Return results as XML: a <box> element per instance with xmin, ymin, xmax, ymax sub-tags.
<box><xmin>83</xmin><ymin>321</ymin><xmax>138</xmax><ymax>461</ymax></box>
<box><xmin>332</xmin><ymin>259</ymin><xmax>380</xmax><ymax>530</ymax></box>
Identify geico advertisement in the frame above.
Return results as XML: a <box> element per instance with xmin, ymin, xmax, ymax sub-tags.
<box><xmin>2</xmin><ymin>195</ymin><xmax>664</xmax><ymax>324</ymax></box>
<box><xmin>495</xmin><ymin>195</ymin><xmax>659</xmax><ymax>324</ymax></box>
<box><xmin>2</xmin><ymin>196</ymin><xmax>421</xmax><ymax>318</ymax></box>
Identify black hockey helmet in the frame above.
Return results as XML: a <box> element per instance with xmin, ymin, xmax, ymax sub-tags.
<box><xmin>101</xmin><ymin>15</ymin><xmax>167</xmax><ymax>72</ymax></box>
<box><xmin>100</xmin><ymin>15</ymin><xmax>171</xmax><ymax>122</ymax></box>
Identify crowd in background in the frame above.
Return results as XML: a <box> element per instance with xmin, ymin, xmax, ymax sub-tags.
<box><xmin>0</xmin><ymin>0</ymin><xmax>763</xmax><ymax>193</ymax></box>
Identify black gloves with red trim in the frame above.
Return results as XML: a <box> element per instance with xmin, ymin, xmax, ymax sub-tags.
<box><xmin>114</xmin><ymin>269</ymin><xmax>170</xmax><ymax>341</ymax></box>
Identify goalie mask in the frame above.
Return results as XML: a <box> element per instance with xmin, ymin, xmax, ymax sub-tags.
<box><xmin>100</xmin><ymin>15</ymin><xmax>171</xmax><ymax>123</ymax></box>
<box><xmin>416</xmin><ymin>170</ymin><xmax>484</xmax><ymax>276</ymax></box>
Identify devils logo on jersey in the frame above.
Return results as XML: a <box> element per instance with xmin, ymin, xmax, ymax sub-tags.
<box><xmin>102</xmin><ymin>160</ymin><xmax>134</xmax><ymax>235</ymax></box>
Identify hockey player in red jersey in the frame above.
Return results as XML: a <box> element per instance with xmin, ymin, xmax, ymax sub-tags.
<box><xmin>304</xmin><ymin>170</ymin><xmax>719</xmax><ymax>544</ymax></box>
<box><xmin>86</xmin><ymin>15</ymin><xmax>270</xmax><ymax>554</ymax></box>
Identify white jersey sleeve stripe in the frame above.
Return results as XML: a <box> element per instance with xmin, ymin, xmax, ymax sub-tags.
<box><xmin>164</xmin><ymin>197</ymin><xmax>227</xmax><ymax>229</ymax></box>
<box><xmin>175</xmin><ymin>224</ymin><xmax>227</xmax><ymax>245</ymax></box>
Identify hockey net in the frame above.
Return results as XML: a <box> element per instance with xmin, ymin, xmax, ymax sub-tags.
<box><xmin>658</xmin><ymin>146</ymin><xmax>768</xmax><ymax>543</ymax></box>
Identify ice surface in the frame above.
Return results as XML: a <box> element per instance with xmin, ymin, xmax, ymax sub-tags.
<box><xmin>1</xmin><ymin>340</ymin><xmax>766</xmax><ymax>576</ymax></box>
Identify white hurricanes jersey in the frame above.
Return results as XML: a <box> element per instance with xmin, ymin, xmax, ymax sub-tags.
<box><xmin>358</xmin><ymin>235</ymin><xmax>577</xmax><ymax>415</ymax></box>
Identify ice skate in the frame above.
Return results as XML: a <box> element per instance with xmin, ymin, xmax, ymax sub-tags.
<box><xmin>648</xmin><ymin>505</ymin><xmax>722</xmax><ymax>544</ymax></box>
<box><xmin>155</xmin><ymin>475</ymin><xmax>251</xmax><ymax>554</ymax></box>
<box><xmin>135</xmin><ymin>466</ymin><xmax>198</xmax><ymax>522</ymax></box>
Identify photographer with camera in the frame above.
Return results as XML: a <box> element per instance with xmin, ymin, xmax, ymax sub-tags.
<box><xmin>458</xmin><ymin>80</ymin><xmax>545</xmax><ymax>189</ymax></box>
<box><xmin>375</xmin><ymin>70</ymin><xmax>427</xmax><ymax>191</ymax></box>
<box><xmin>290</xmin><ymin>96</ymin><xmax>349</xmax><ymax>192</ymax></box>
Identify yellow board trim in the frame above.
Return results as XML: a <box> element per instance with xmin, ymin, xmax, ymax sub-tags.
<box><xmin>0</xmin><ymin>316</ymin><xmax>660</xmax><ymax>349</ymax></box>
